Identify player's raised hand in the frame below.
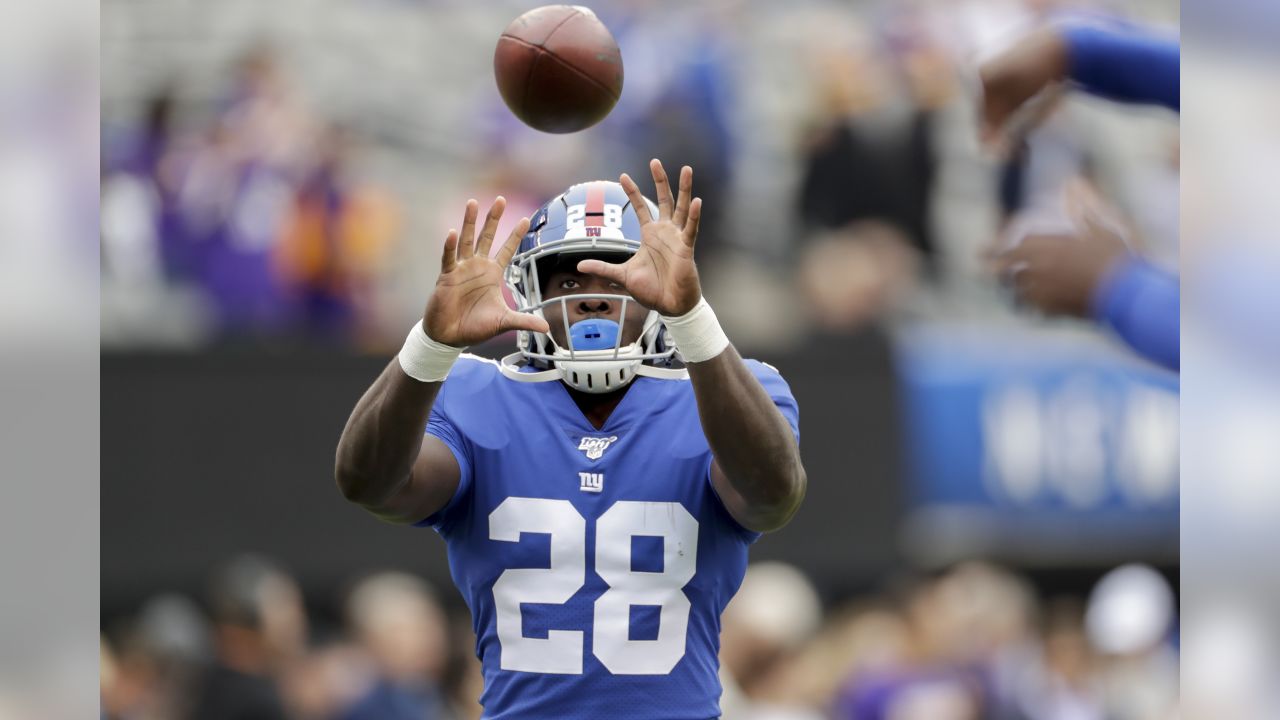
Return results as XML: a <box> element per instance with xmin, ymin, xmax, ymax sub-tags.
<box><xmin>424</xmin><ymin>197</ymin><xmax>549</xmax><ymax>347</ymax></box>
<box><xmin>995</xmin><ymin>182</ymin><xmax>1129</xmax><ymax>317</ymax></box>
<box><xmin>577</xmin><ymin>159</ymin><xmax>704</xmax><ymax>317</ymax></box>
<box><xmin>978</xmin><ymin>26</ymin><xmax>1069</xmax><ymax>151</ymax></box>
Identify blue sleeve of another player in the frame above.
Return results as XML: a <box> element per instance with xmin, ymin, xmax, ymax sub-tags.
<box><xmin>1064</xmin><ymin>25</ymin><xmax>1180</xmax><ymax>111</ymax></box>
<box><xmin>1092</xmin><ymin>258</ymin><xmax>1180</xmax><ymax>371</ymax></box>
<box><xmin>414</xmin><ymin>405</ymin><xmax>474</xmax><ymax>533</ymax></box>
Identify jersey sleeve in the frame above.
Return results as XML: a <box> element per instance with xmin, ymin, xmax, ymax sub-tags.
<box><xmin>747</xmin><ymin>360</ymin><xmax>801</xmax><ymax>443</ymax></box>
<box><xmin>413</xmin><ymin>404</ymin><xmax>474</xmax><ymax>534</ymax></box>
<box><xmin>1091</xmin><ymin>257</ymin><xmax>1180</xmax><ymax>371</ymax></box>
<box><xmin>411</xmin><ymin>360</ymin><xmax>494</xmax><ymax>534</ymax></box>
<box><xmin>1064</xmin><ymin>25</ymin><xmax>1180</xmax><ymax>111</ymax></box>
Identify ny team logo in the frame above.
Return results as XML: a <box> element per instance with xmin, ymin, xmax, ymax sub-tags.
<box><xmin>578</xmin><ymin>472</ymin><xmax>604</xmax><ymax>493</ymax></box>
<box><xmin>577</xmin><ymin>435</ymin><xmax>619</xmax><ymax>460</ymax></box>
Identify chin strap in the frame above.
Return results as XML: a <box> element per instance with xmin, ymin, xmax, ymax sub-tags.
<box><xmin>498</xmin><ymin>352</ymin><xmax>689</xmax><ymax>383</ymax></box>
<box><xmin>497</xmin><ymin>354</ymin><xmax>561</xmax><ymax>383</ymax></box>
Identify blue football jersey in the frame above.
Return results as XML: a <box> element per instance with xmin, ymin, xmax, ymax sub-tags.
<box><xmin>417</xmin><ymin>355</ymin><xmax>800</xmax><ymax>720</ymax></box>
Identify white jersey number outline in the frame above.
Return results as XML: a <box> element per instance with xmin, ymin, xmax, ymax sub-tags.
<box><xmin>488</xmin><ymin>498</ymin><xmax>699</xmax><ymax>675</ymax></box>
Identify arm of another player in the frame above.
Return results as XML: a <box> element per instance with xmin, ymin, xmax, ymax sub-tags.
<box><xmin>1092</xmin><ymin>258</ymin><xmax>1180</xmax><ymax>371</ymax></box>
<box><xmin>334</xmin><ymin>198</ymin><xmax>547</xmax><ymax>523</ymax></box>
<box><xmin>980</xmin><ymin>23</ymin><xmax>1179</xmax><ymax>146</ymax></box>
<box><xmin>578</xmin><ymin>160</ymin><xmax>806</xmax><ymax>532</ymax></box>
<box><xmin>1063</xmin><ymin>24</ymin><xmax>1179</xmax><ymax>110</ymax></box>
<box><xmin>996</xmin><ymin>188</ymin><xmax>1179</xmax><ymax>371</ymax></box>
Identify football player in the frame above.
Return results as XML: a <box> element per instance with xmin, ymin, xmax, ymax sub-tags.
<box><xmin>335</xmin><ymin>159</ymin><xmax>806</xmax><ymax>719</ymax></box>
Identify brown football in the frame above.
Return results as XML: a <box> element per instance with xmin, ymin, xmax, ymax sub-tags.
<box><xmin>494</xmin><ymin>5</ymin><xmax>624</xmax><ymax>133</ymax></box>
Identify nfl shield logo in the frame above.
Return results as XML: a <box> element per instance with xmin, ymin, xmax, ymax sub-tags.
<box><xmin>577</xmin><ymin>435</ymin><xmax>619</xmax><ymax>460</ymax></box>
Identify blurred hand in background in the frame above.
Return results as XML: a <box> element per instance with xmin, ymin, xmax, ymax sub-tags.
<box><xmin>979</xmin><ymin>26</ymin><xmax>1070</xmax><ymax>152</ymax></box>
<box><xmin>996</xmin><ymin>180</ymin><xmax>1129</xmax><ymax>318</ymax></box>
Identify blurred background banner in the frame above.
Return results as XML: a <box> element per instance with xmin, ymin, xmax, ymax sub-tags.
<box><xmin>897</xmin><ymin>324</ymin><xmax>1178</xmax><ymax>566</ymax></box>
<box><xmin>100</xmin><ymin>1</ymin><xmax>1188</xmax><ymax>718</ymax></box>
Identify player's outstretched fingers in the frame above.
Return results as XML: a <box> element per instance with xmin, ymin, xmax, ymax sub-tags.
<box><xmin>650</xmin><ymin>158</ymin><xmax>674</xmax><ymax>220</ymax></box>
<box><xmin>997</xmin><ymin>235</ymin><xmax>1056</xmax><ymax>286</ymax></box>
<box><xmin>576</xmin><ymin>257</ymin><xmax>627</xmax><ymax>286</ymax></box>
<box><xmin>682</xmin><ymin>197</ymin><xmax>703</xmax><ymax>248</ymax></box>
<box><xmin>672</xmin><ymin>166</ymin><xmax>693</xmax><ymax>228</ymax></box>
<box><xmin>458</xmin><ymin>199</ymin><xmax>480</xmax><ymax>259</ymax></box>
<box><xmin>619</xmin><ymin>173</ymin><xmax>652</xmax><ymax>225</ymax></box>
<box><xmin>475</xmin><ymin>196</ymin><xmax>506</xmax><ymax>258</ymax></box>
<box><xmin>500</xmin><ymin>308</ymin><xmax>550</xmax><ymax>335</ymax></box>
<box><xmin>996</xmin><ymin>257</ymin><xmax>1029</xmax><ymax>289</ymax></box>
<box><xmin>495</xmin><ymin>217</ymin><xmax>531</xmax><ymax>267</ymax></box>
<box><xmin>994</xmin><ymin>239</ymin><xmax>1032</xmax><ymax>277</ymax></box>
<box><xmin>441</xmin><ymin>229</ymin><xmax>459</xmax><ymax>273</ymax></box>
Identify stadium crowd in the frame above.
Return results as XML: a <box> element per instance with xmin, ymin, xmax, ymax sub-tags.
<box><xmin>101</xmin><ymin>47</ymin><xmax>399</xmax><ymax>346</ymax></box>
<box><xmin>101</xmin><ymin>557</ymin><xmax>1176</xmax><ymax>720</ymax></box>
<box><xmin>101</xmin><ymin>0</ymin><xmax>1179</xmax><ymax>355</ymax></box>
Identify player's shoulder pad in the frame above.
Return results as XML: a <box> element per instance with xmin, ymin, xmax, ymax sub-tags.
<box><xmin>440</xmin><ymin>353</ymin><xmax>502</xmax><ymax>394</ymax></box>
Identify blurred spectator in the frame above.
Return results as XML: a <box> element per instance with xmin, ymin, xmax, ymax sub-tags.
<box><xmin>276</xmin><ymin>639</ymin><xmax>367</xmax><ymax>720</ymax></box>
<box><xmin>176</xmin><ymin>120</ymin><xmax>296</xmax><ymax>339</ymax></box>
<box><xmin>189</xmin><ymin>555</ymin><xmax>306</xmax><ymax>720</ymax></box>
<box><xmin>753</xmin><ymin>603</ymin><xmax>911</xmax><ymax>716</ymax></box>
<box><xmin>720</xmin><ymin>562</ymin><xmax>823</xmax><ymax>718</ymax></box>
<box><xmin>101</xmin><ymin>85</ymin><xmax>187</xmax><ymax>279</ymax></box>
<box><xmin>796</xmin><ymin>25</ymin><xmax>940</xmax><ymax>272</ymax></box>
<box><xmin>336</xmin><ymin>572</ymin><xmax>451</xmax><ymax>720</ymax></box>
<box><xmin>100</xmin><ymin>82</ymin><xmax>219</xmax><ymax>345</ymax></box>
<box><xmin>1020</xmin><ymin>599</ymin><xmax>1105</xmax><ymax>720</ymax></box>
<box><xmin>443</xmin><ymin>616</ymin><xmax>485</xmax><ymax>720</ymax></box>
<box><xmin>217</xmin><ymin>45</ymin><xmax>317</xmax><ymax>171</ymax></box>
<box><xmin>796</xmin><ymin>223</ymin><xmax>921</xmax><ymax>334</ymax></box>
<box><xmin>1085</xmin><ymin>565</ymin><xmax>1178</xmax><ymax>720</ymax></box>
<box><xmin>834</xmin><ymin>563</ymin><xmax>1039</xmax><ymax>720</ymax></box>
<box><xmin>102</xmin><ymin>594</ymin><xmax>212</xmax><ymax>720</ymax></box>
<box><xmin>102</xmin><ymin>636</ymin><xmax>123</xmax><ymax>717</ymax></box>
<box><xmin>601</xmin><ymin>2</ymin><xmax>736</xmax><ymax>260</ymax></box>
<box><xmin>275</xmin><ymin>124</ymin><xmax>397</xmax><ymax>344</ymax></box>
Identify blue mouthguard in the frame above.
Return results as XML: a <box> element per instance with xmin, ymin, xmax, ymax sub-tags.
<box><xmin>569</xmin><ymin>319</ymin><xmax>620</xmax><ymax>351</ymax></box>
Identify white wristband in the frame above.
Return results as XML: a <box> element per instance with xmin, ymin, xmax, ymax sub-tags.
<box><xmin>397</xmin><ymin>322</ymin><xmax>463</xmax><ymax>383</ymax></box>
<box><xmin>661</xmin><ymin>297</ymin><xmax>730</xmax><ymax>364</ymax></box>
